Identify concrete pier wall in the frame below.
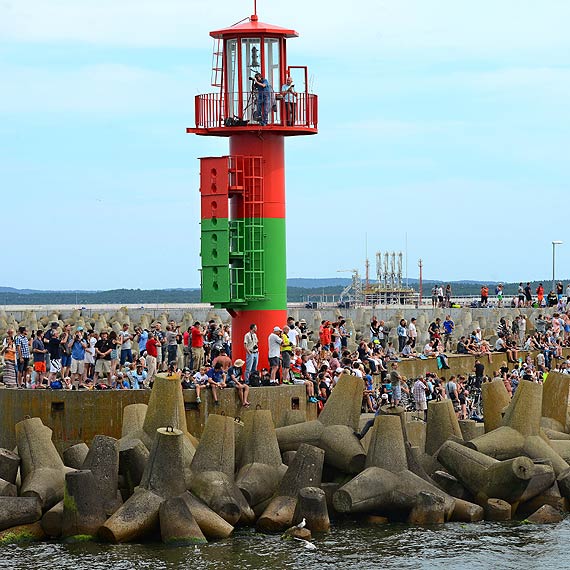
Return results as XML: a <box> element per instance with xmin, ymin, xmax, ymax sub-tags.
<box><xmin>0</xmin><ymin>386</ymin><xmax>315</xmax><ymax>452</ymax></box>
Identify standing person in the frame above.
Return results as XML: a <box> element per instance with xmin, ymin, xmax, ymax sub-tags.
<box><xmin>31</xmin><ymin>330</ymin><xmax>47</xmax><ymax>387</ymax></box>
<box><xmin>480</xmin><ymin>285</ymin><xmax>489</xmax><ymax>307</ymax></box>
<box><xmin>408</xmin><ymin>317</ymin><xmax>418</xmax><ymax>348</ymax></box>
<box><xmin>281</xmin><ymin>76</ymin><xmax>297</xmax><ymax>126</ymax></box>
<box><xmin>190</xmin><ymin>322</ymin><xmax>205</xmax><ymax>372</ymax></box>
<box><xmin>268</xmin><ymin>326</ymin><xmax>283</xmax><ymax>384</ymax></box>
<box><xmin>431</xmin><ymin>285</ymin><xmax>438</xmax><ymax>308</ymax></box>
<box><xmin>94</xmin><ymin>330</ymin><xmax>113</xmax><ymax>384</ymax></box>
<box><xmin>135</xmin><ymin>326</ymin><xmax>149</xmax><ymax>360</ymax></box>
<box><xmin>524</xmin><ymin>282</ymin><xmax>533</xmax><ymax>307</ymax></box>
<box><xmin>70</xmin><ymin>328</ymin><xmax>87</xmax><ymax>386</ymax></box>
<box><xmin>413</xmin><ymin>376</ymin><xmax>428</xmax><ymax>421</ymax></box>
<box><xmin>152</xmin><ymin>323</ymin><xmax>166</xmax><ymax>371</ymax></box>
<box><xmin>443</xmin><ymin>315</ymin><xmax>455</xmax><ymax>352</ymax></box>
<box><xmin>536</xmin><ymin>283</ymin><xmax>545</xmax><ymax>306</ymax></box>
<box><xmin>390</xmin><ymin>362</ymin><xmax>403</xmax><ymax>407</ymax></box>
<box><xmin>165</xmin><ymin>324</ymin><xmax>178</xmax><ymax>366</ymax></box>
<box><xmin>46</xmin><ymin>329</ymin><xmax>62</xmax><ymax>381</ymax></box>
<box><xmin>108</xmin><ymin>330</ymin><xmax>120</xmax><ymax>380</ymax></box>
<box><xmin>474</xmin><ymin>359</ymin><xmax>485</xmax><ymax>388</ymax></box>
<box><xmin>1</xmin><ymin>332</ymin><xmax>17</xmax><ymax>387</ymax></box>
<box><xmin>428</xmin><ymin>318</ymin><xmax>441</xmax><ymax>342</ymax></box>
<box><xmin>517</xmin><ymin>283</ymin><xmax>525</xmax><ymax>308</ymax></box>
<box><xmin>496</xmin><ymin>284</ymin><xmax>504</xmax><ymax>308</ymax></box>
<box><xmin>243</xmin><ymin>323</ymin><xmax>259</xmax><ymax>382</ymax></box>
<box><xmin>253</xmin><ymin>72</ymin><xmax>271</xmax><ymax>126</ymax></box>
<box><xmin>370</xmin><ymin>316</ymin><xmax>380</xmax><ymax>342</ymax></box>
<box><xmin>60</xmin><ymin>324</ymin><xmax>73</xmax><ymax>379</ymax></box>
<box><xmin>14</xmin><ymin>326</ymin><xmax>30</xmax><ymax>388</ymax></box>
<box><xmin>145</xmin><ymin>331</ymin><xmax>159</xmax><ymax>380</ymax></box>
<box><xmin>437</xmin><ymin>285</ymin><xmax>444</xmax><ymax>308</ymax></box>
<box><xmin>397</xmin><ymin>319</ymin><xmax>408</xmax><ymax>353</ymax></box>
<box><xmin>84</xmin><ymin>331</ymin><xmax>97</xmax><ymax>381</ymax></box>
<box><xmin>446</xmin><ymin>375</ymin><xmax>460</xmax><ymax>418</ymax></box>
<box><xmin>42</xmin><ymin>322</ymin><xmax>59</xmax><ymax>372</ymax></box>
<box><xmin>280</xmin><ymin>326</ymin><xmax>293</xmax><ymax>384</ymax></box>
<box><xmin>119</xmin><ymin>323</ymin><xmax>133</xmax><ymax>365</ymax></box>
<box><xmin>445</xmin><ymin>284</ymin><xmax>452</xmax><ymax>308</ymax></box>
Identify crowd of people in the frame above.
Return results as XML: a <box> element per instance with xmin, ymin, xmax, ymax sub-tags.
<box><xmin>1</xmin><ymin>308</ymin><xmax>570</xmax><ymax>418</ymax></box>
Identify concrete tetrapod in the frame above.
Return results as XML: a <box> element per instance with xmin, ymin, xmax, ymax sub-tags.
<box><xmin>542</xmin><ymin>371</ymin><xmax>570</xmax><ymax>430</ymax></box>
<box><xmin>366</xmin><ymin>415</ymin><xmax>408</xmax><ymax>472</ymax></box>
<box><xmin>332</xmin><ymin>467</ymin><xmax>455</xmax><ymax>521</ymax></box>
<box><xmin>118</xmin><ymin>438</ymin><xmax>149</xmax><ymax>499</ymax></box>
<box><xmin>159</xmin><ymin>496</ymin><xmax>207</xmax><ymax>545</ymax></box>
<box><xmin>121</xmin><ymin>403</ymin><xmax>148</xmax><ymax>439</ymax></box>
<box><xmin>481</xmin><ymin>379</ymin><xmax>511</xmax><ymax>433</ymax></box>
<box><xmin>0</xmin><ymin>479</ymin><xmax>16</xmax><ymax>497</ymax></box>
<box><xmin>100</xmin><ymin>427</ymin><xmax>187</xmax><ymax>543</ymax></box>
<box><xmin>41</xmin><ymin>501</ymin><xmax>63</xmax><ymax>538</ymax></box>
<box><xmin>0</xmin><ymin>497</ymin><xmax>42</xmax><ymax>531</ymax></box>
<box><xmin>458</xmin><ymin>420</ymin><xmax>485</xmax><ymax>442</ymax></box>
<box><xmin>188</xmin><ymin>414</ymin><xmax>254</xmax><ymax>526</ymax></box>
<box><xmin>181</xmin><ymin>492</ymin><xmax>234</xmax><ymax>540</ymax></box>
<box><xmin>408</xmin><ymin>492</ymin><xmax>446</xmax><ymax>525</ymax></box>
<box><xmin>82</xmin><ymin>435</ymin><xmax>122</xmax><ymax>516</ymax></box>
<box><xmin>15</xmin><ymin>417</ymin><xmax>67</xmax><ymax>510</ymax></box>
<box><xmin>292</xmin><ymin>487</ymin><xmax>330</xmax><ymax>532</ymax></box>
<box><xmin>502</xmin><ymin>380</ymin><xmax>542</xmax><ymax>436</ymax></box>
<box><xmin>62</xmin><ymin>443</ymin><xmax>89</xmax><ymax>470</ymax></box>
<box><xmin>62</xmin><ymin>470</ymin><xmax>107</xmax><ymax>539</ymax></box>
<box><xmin>257</xmin><ymin>444</ymin><xmax>325</xmax><ymax>533</ymax></box>
<box><xmin>275</xmin><ymin>375</ymin><xmax>366</xmax><ymax>473</ymax></box>
<box><xmin>235</xmin><ymin>410</ymin><xmax>285</xmax><ymax>509</ymax></box>
<box><xmin>425</xmin><ymin>400</ymin><xmax>463</xmax><ymax>456</ymax></box>
<box><xmin>436</xmin><ymin>440</ymin><xmax>544</xmax><ymax>504</ymax></box>
<box><xmin>0</xmin><ymin>448</ymin><xmax>20</xmax><ymax>484</ymax></box>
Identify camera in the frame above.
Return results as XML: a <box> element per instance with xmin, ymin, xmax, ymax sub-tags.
<box><xmin>249</xmin><ymin>76</ymin><xmax>255</xmax><ymax>81</ymax></box>
<box><xmin>253</xmin><ymin>345</ymin><xmax>258</xmax><ymax>352</ymax></box>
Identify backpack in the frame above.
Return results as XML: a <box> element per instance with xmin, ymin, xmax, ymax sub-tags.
<box><xmin>248</xmin><ymin>370</ymin><xmax>261</xmax><ymax>387</ymax></box>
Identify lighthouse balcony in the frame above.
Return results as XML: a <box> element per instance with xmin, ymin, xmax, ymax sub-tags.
<box><xmin>188</xmin><ymin>92</ymin><xmax>318</xmax><ymax>136</ymax></box>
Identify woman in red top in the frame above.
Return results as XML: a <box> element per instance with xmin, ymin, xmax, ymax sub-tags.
<box><xmin>536</xmin><ymin>283</ymin><xmax>544</xmax><ymax>305</ymax></box>
<box><xmin>145</xmin><ymin>333</ymin><xmax>159</xmax><ymax>379</ymax></box>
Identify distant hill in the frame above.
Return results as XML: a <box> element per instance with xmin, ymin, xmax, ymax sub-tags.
<box><xmin>0</xmin><ymin>278</ymin><xmax>565</xmax><ymax>305</ymax></box>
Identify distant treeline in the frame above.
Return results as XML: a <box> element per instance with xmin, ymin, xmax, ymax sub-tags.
<box><xmin>0</xmin><ymin>279</ymin><xmax>564</xmax><ymax>305</ymax></box>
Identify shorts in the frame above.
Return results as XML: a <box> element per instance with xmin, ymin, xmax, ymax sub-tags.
<box><xmin>61</xmin><ymin>354</ymin><xmax>71</xmax><ymax>367</ymax></box>
<box><xmin>392</xmin><ymin>385</ymin><xmax>402</xmax><ymax>400</ymax></box>
<box><xmin>416</xmin><ymin>400</ymin><xmax>427</xmax><ymax>411</ymax></box>
<box><xmin>281</xmin><ymin>351</ymin><xmax>292</xmax><ymax>368</ymax></box>
<box><xmin>70</xmin><ymin>359</ymin><xmax>85</xmax><ymax>375</ymax></box>
<box><xmin>49</xmin><ymin>359</ymin><xmax>61</xmax><ymax>374</ymax></box>
<box><xmin>269</xmin><ymin>356</ymin><xmax>280</xmax><ymax>368</ymax></box>
<box><xmin>34</xmin><ymin>361</ymin><xmax>46</xmax><ymax>373</ymax></box>
<box><xmin>17</xmin><ymin>358</ymin><xmax>29</xmax><ymax>373</ymax></box>
<box><xmin>95</xmin><ymin>359</ymin><xmax>111</xmax><ymax>374</ymax></box>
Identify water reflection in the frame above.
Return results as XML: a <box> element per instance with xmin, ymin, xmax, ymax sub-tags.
<box><xmin>3</xmin><ymin>520</ymin><xmax>569</xmax><ymax>570</ymax></box>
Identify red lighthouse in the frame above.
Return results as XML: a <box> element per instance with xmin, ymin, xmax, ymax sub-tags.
<box><xmin>188</xmin><ymin>9</ymin><xmax>318</xmax><ymax>367</ymax></box>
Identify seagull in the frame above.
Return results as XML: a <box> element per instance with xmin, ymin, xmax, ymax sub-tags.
<box><xmin>295</xmin><ymin>518</ymin><xmax>306</xmax><ymax>529</ymax></box>
<box><xmin>293</xmin><ymin>537</ymin><xmax>317</xmax><ymax>551</ymax></box>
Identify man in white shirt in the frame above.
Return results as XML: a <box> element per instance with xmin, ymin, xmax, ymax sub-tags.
<box><xmin>286</xmin><ymin>317</ymin><xmax>299</xmax><ymax>346</ymax></box>
<box><xmin>243</xmin><ymin>324</ymin><xmax>259</xmax><ymax>382</ymax></box>
<box><xmin>268</xmin><ymin>326</ymin><xmax>283</xmax><ymax>383</ymax></box>
<box><xmin>408</xmin><ymin>318</ymin><xmax>418</xmax><ymax>348</ymax></box>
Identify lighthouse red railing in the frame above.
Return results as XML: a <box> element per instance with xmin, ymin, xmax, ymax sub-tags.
<box><xmin>194</xmin><ymin>92</ymin><xmax>318</xmax><ymax>130</ymax></box>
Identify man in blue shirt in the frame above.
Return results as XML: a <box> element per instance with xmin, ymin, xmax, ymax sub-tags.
<box><xmin>443</xmin><ymin>315</ymin><xmax>455</xmax><ymax>352</ymax></box>
<box><xmin>253</xmin><ymin>73</ymin><xmax>270</xmax><ymax>126</ymax></box>
<box><xmin>70</xmin><ymin>327</ymin><xmax>88</xmax><ymax>385</ymax></box>
<box><xmin>206</xmin><ymin>362</ymin><xmax>226</xmax><ymax>405</ymax></box>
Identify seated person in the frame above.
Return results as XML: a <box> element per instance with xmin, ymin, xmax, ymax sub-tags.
<box><xmin>456</xmin><ymin>337</ymin><xmax>469</xmax><ymax>354</ymax></box>
<box><xmin>206</xmin><ymin>362</ymin><xmax>227</xmax><ymax>404</ymax></box>
<box><xmin>227</xmin><ymin>359</ymin><xmax>250</xmax><ymax>407</ymax></box>
<box><xmin>423</xmin><ymin>341</ymin><xmax>435</xmax><ymax>357</ymax></box>
<box><xmin>363</xmin><ymin>373</ymin><xmax>376</xmax><ymax>412</ymax></box>
<box><xmin>401</xmin><ymin>338</ymin><xmax>416</xmax><ymax>358</ymax></box>
<box><xmin>129</xmin><ymin>362</ymin><xmax>147</xmax><ymax>389</ymax></box>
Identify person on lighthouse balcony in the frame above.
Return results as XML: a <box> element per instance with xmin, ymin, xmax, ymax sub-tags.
<box><xmin>281</xmin><ymin>76</ymin><xmax>297</xmax><ymax>126</ymax></box>
<box><xmin>253</xmin><ymin>72</ymin><xmax>270</xmax><ymax>126</ymax></box>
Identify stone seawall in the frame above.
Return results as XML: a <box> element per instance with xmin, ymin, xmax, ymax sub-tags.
<box><xmin>0</xmin><ymin>386</ymin><xmax>315</xmax><ymax>452</ymax></box>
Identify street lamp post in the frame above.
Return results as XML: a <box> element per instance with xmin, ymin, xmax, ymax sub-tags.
<box><xmin>552</xmin><ymin>240</ymin><xmax>563</xmax><ymax>294</ymax></box>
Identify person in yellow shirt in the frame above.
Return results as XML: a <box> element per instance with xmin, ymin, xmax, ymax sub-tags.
<box><xmin>280</xmin><ymin>326</ymin><xmax>293</xmax><ymax>384</ymax></box>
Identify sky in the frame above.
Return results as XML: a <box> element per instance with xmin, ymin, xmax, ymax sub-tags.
<box><xmin>2</xmin><ymin>0</ymin><xmax>570</xmax><ymax>290</ymax></box>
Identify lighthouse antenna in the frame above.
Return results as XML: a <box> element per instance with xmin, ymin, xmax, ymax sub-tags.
<box><xmin>254</xmin><ymin>0</ymin><xmax>257</xmax><ymax>16</ymax></box>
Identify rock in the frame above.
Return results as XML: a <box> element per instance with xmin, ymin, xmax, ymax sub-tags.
<box><xmin>159</xmin><ymin>496</ymin><xmax>207</xmax><ymax>545</ymax></box>
<box><xmin>0</xmin><ymin>497</ymin><xmax>42</xmax><ymax>531</ymax></box>
<box><xmin>0</xmin><ymin>522</ymin><xmax>45</xmax><ymax>545</ymax></box>
<box><xmin>292</xmin><ymin>487</ymin><xmax>330</xmax><ymax>533</ymax></box>
<box><xmin>408</xmin><ymin>491</ymin><xmax>446</xmax><ymax>525</ymax></box>
<box><xmin>484</xmin><ymin>498</ymin><xmax>511</xmax><ymax>521</ymax></box>
<box><xmin>63</xmin><ymin>443</ymin><xmax>89</xmax><ymax>470</ymax></box>
<box><xmin>0</xmin><ymin>448</ymin><xmax>20</xmax><ymax>484</ymax></box>
<box><xmin>283</xmin><ymin>526</ymin><xmax>312</xmax><ymax>540</ymax></box>
<box><xmin>41</xmin><ymin>501</ymin><xmax>63</xmax><ymax>537</ymax></box>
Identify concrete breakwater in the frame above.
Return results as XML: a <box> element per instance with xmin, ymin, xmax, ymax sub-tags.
<box><xmin>0</xmin><ymin>371</ymin><xmax>568</xmax><ymax>546</ymax></box>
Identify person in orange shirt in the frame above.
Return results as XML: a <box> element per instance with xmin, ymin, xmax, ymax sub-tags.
<box><xmin>536</xmin><ymin>283</ymin><xmax>544</xmax><ymax>306</ymax></box>
<box><xmin>480</xmin><ymin>285</ymin><xmax>489</xmax><ymax>307</ymax></box>
<box><xmin>320</xmin><ymin>321</ymin><xmax>332</xmax><ymax>350</ymax></box>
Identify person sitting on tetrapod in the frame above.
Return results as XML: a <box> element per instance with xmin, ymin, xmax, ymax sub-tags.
<box><xmin>252</xmin><ymin>72</ymin><xmax>270</xmax><ymax>126</ymax></box>
<box><xmin>281</xmin><ymin>76</ymin><xmax>297</xmax><ymax>126</ymax></box>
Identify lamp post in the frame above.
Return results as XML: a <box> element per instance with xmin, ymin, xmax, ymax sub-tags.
<box><xmin>552</xmin><ymin>240</ymin><xmax>563</xmax><ymax>294</ymax></box>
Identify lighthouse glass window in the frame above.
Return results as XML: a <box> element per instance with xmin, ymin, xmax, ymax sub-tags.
<box><xmin>265</xmin><ymin>38</ymin><xmax>281</xmax><ymax>123</ymax></box>
<box><xmin>226</xmin><ymin>39</ymin><xmax>238</xmax><ymax>118</ymax></box>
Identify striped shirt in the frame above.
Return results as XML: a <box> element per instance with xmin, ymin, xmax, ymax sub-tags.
<box><xmin>413</xmin><ymin>380</ymin><xmax>427</xmax><ymax>405</ymax></box>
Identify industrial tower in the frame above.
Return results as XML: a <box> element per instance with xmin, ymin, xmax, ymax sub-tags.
<box><xmin>187</xmin><ymin>9</ymin><xmax>318</xmax><ymax>365</ymax></box>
